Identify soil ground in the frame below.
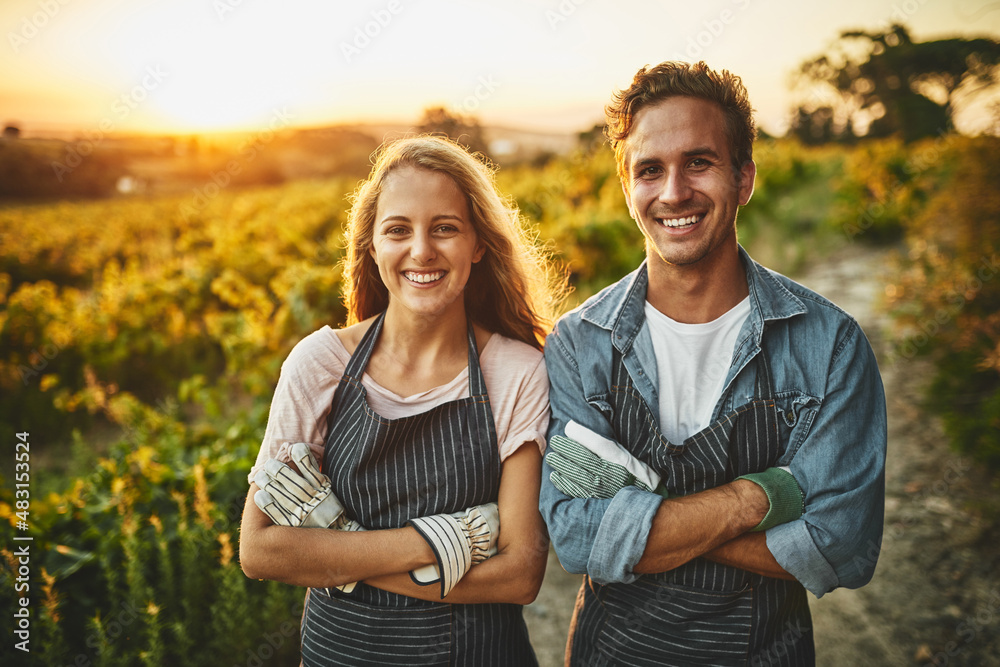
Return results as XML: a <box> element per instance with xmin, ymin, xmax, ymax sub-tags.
<box><xmin>523</xmin><ymin>244</ymin><xmax>1000</xmax><ymax>667</ymax></box>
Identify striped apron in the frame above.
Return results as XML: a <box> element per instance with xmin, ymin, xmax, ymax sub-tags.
<box><xmin>568</xmin><ymin>348</ymin><xmax>815</xmax><ymax>666</ymax></box>
<box><xmin>300</xmin><ymin>312</ymin><xmax>537</xmax><ymax>666</ymax></box>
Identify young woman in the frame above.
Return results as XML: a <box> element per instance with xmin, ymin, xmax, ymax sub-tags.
<box><xmin>239</xmin><ymin>135</ymin><xmax>565</xmax><ymax>666</ymax></box>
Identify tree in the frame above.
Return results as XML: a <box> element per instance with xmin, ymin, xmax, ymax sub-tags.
<box><xmin>791</xmin><ymin>24</ymin><xmax>1000</xmax><ymax>143</ymax></box>
<box><xmin>416</xmin><ymin>106</ymin><xmax>490</xmax><ymax>159</ymax></box>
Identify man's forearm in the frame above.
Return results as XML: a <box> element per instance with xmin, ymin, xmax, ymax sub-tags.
<box><xmin>633</xmin><ymin>479</ymin><xmax>768</xmax><ymax>574</ymax></box>
<box><xmin>704</xmin><ymin>532</ymin><xmax>795</xmax><ymax>580</ymax></box>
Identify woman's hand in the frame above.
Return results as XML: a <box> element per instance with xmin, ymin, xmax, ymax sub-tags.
<box><xmin>252</xmin><ymin>442</ymin><xmax>348</xmax><ymax>528</ymax></box>
<box><xmin>364</xmin><ymin>443</ymin><xmax>549</xmax><ymax>605</ymax></box>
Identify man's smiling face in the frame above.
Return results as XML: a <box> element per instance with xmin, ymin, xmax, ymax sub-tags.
<box><xmin>621</xmin><ymin>95</ymin><xmax>755</xmax><ymax>271</ymax></box>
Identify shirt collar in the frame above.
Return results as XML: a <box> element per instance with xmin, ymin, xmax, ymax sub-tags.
<box><xmin>580</xmin><ymin>246</ymin><xmax>807</xmax><ymax>348</ymax></box>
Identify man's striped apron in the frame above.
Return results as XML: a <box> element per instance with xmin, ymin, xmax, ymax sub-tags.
<box><xmin>568</xmin><ymin>348</ymin><xmax>814</xmax><ymax>666</ymax></box>
<box><xmin>300</xmin><ymin>313</ymin><xmax>537</xmax><ymax>666</ymax></box>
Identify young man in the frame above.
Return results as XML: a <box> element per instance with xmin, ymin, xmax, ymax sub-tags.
<box><xmin>539</xmin><ymin>61</ymin><xmax>887</xmax><ymax>665</ymax></box>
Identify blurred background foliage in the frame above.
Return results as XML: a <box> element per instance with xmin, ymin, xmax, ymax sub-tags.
<box><xmin>1</xmin><ymin>24</ymin><xmax>999</xmax><ymax>665</ymax></box>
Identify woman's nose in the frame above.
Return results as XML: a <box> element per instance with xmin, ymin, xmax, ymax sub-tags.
<box><xmin>409</xmin><ymin>231</ymin><xmax>436</xmax><ymax>262</ymax></box>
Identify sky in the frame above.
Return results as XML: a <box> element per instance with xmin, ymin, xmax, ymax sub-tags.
<box><xmin>1</xmin><ymin>0</ymin><xmax>999</xmax><ymax>138</ymax></box>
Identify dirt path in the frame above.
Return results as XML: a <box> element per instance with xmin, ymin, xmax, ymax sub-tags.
<box><xmin>795</xmin><ymin>244</ymin><xmax>1000</xmax><ymax>667</ymax></box>
<box><xmin>524</xmin><ymin>244</ymin><xmax>1000</xmax><ymax>666</ymax></box>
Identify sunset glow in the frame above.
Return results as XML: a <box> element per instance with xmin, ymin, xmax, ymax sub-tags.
<box><xmin>2</xmin><ymin>0</ymin><xmax>998</xmax><ymax>136</ymax></box>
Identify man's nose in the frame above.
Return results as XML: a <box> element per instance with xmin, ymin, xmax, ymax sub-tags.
<box><xmin>658</xmin><ymin>168</ymin><xmax>693</xmax><ymax>204</ymax></box>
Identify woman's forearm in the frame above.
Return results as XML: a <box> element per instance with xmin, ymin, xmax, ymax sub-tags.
<box><xmin>364</xmin><ymin>533</ymin><xmax>549</xmax><ymax>605</ymax></box>
<box><xmin>362</xmin><ymin>443</ymin><xmax>549</xmax><ymax>605</ymax></box>
<box><xmin>239</xmin><ymin>486</ymin><xmax>435</xmax><ymax>588</ymax></box>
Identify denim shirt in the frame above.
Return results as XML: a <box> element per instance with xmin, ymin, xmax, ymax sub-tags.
<box><xmin>539</xmin><ymin>247</ymin><xmax>887</xmax><ymax>598</ymax></box>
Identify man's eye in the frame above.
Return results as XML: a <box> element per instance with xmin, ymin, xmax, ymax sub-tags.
<box><xmin>639</xmin><ymin>166</ymin><xmax>661</xmax><ymax>177</ymax></box>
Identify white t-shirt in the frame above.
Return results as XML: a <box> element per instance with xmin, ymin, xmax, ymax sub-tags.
<box><xmin>644</xmin><ymin>297</ymin><xmax>750</xmax><ymax>444</ymax></box>
<box><xmin>248</xmin><ymin>326</ymin><xmax>550</xmax><ymax>484</ymax></box>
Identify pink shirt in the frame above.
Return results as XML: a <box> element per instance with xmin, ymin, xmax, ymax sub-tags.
<box><xmin>248</xmin><ymin>326</ymin><xmax>550</xmax><ymax>483</ymax></box>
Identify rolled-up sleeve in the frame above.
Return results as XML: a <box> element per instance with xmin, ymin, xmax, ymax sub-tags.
<box><xmin>766</xmin><ymin>320</ymin><xmax>887</xmax><ymax>597</ymax></box>
<box><xmin>539</xmin><ymin>324</ymin><xmax>663</xmax><ymax>584</ymax></box>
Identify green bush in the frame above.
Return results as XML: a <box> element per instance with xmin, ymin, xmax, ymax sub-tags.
<box><xmin>884</xmin><ymin>135</ymin><xmax>1000</xmax><ymax>471</ymax></box>
<box><xmin>0</xmin><ymin>387</ymin><xmax>304</xmax><ymax>666</ymax></box>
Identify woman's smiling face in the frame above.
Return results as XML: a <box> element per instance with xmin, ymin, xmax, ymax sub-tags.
<box><xmin>370</xmin><ymin>165</ymin><xmax>484</xmax><ymax>321</ymax></box>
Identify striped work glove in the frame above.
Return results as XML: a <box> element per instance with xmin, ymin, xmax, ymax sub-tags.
<box><xmin>546</xmin><ymin>421</ymin><xmax>667</xmax><ymax>499</ymax></box>
<box><xmin>253</xmin><ymin>442</ymin><xmax>349</xmax><ymax>529</ymax></box>
<box><xmin>253</xmin><ymin>443</ymin><xmax>365</xmax><ymax>593</ymax></box>
<box><xmin>408</xmin><ymin>502</ymin><xmax>500</xmax><ymax>599</ymax></box>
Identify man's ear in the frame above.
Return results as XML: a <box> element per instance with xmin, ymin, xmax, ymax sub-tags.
<box><xmin>738</xmin><ymin>160</ymin><xmax>756</xmax><ymax>206</ymax></box>
<box><xmin>621</xmin><ymin>179</ymin><xmax>635</xmax><ymax>219</ymax></box>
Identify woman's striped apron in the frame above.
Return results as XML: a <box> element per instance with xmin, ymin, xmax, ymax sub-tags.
<box><xmin>300</xmin><ymin>313</ymin><xmax>537</xmax><ymax>666</ymax></box>
<box><xmin>568</xmin><ymin>348</ymin><xmax>814</xmax><ymax>666</ymax></box>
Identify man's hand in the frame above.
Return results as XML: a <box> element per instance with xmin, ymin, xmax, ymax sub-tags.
<box><xmin>545</xmin><ymin>421</ymin><xmax>667</xmax><ymax>499</ymax></box>
<box><xmin>735</xmin><ymin>467</ymin><xmax>805</xmax><ymax>532</ymax></box>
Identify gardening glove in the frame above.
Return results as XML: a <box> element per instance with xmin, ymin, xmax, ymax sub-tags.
<box><xmin>253</xmin><ymin>442</ymin><xmax>346</xmax><ymax>529</ymax></box>
<box><xmin>566</xmin><ymin>420</ymin><xmax>663</xmax><ymax>491</ymax></box>
<box><xmin>546</xmin><ymin>421</ymin><xmax>668</xmax><ymax>499</ymax></box>
<box><xmin>736</xmin><ymin>467</ymin><xmax>805</xmax><ymax>532</ymax></box>
<box><xmin>408</xmin><ymin>502</ymin><xmax>500</xmax><ymax>599</ymax></box>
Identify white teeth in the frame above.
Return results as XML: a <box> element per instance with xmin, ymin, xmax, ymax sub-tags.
<box><xmin>659</xmin><ymin>215</ymin><xmax>700</xmax><ymax>228</ymax></box>
<box><xmin>404</xmin><ymin>271</ymin><xmax>444</xmax><ymax>284</ymax></box>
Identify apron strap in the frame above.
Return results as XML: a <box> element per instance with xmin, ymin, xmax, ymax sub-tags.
<box><xmin>331</xmin><ymin>312</ymin><xmax>488</xmax><ymax>419</ymax></box>
<box><xmin>465</xmin><ymin>322</ymin><xmax>488</xmax><ymax>398</ymax></box>
<box><xmin>343</xmin><ymin>311</ymin><xmax>386</xmax><ymax>380</ymax></box>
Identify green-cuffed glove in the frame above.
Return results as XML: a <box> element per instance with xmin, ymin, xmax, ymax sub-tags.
<box><xmin>736</xmin><ymin>467</ymin><xmax>805</xmax><ymax>532</ymax></box>
<box><xmin>546</xmin><ymin>434</ymin><xmax>668</xmax><ymax>499</ymax></box>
